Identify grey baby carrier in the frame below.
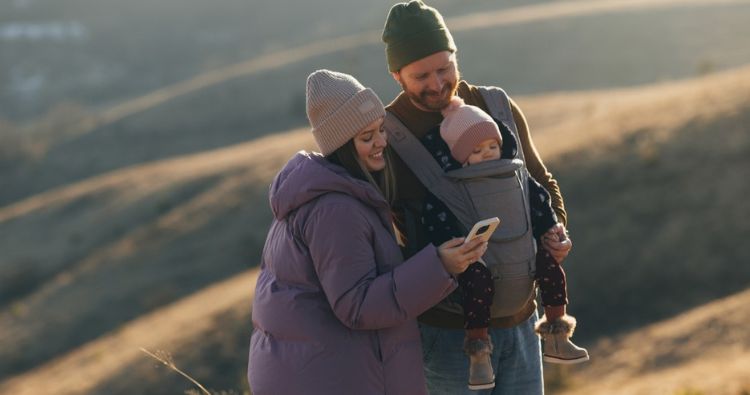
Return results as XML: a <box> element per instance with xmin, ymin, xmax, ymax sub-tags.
<box><xmin>385</xmin><ymin>86</ymin><xmax>537</xmax><ymax>317</ymax></box>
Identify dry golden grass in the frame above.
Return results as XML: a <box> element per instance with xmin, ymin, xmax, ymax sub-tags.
<box><xmin>0</xmin><ymin>269</ymin><xmax>259</xmax><ymax>395</ymax></box>
<box><xmin>0</xmin><ymin>127</ymin><xmax>312</xmax><ymax>223</ymax></box>
<box><xmin>17</xmin><ymin>0</ymin><xmax>738</xmax><ymax>149</ymax></box>
<box><xmin>0</xmin><ymin>128</ymin><xmax>314</xmax><ymax>386</ymax></box>
<box><xmin>518</xmin><ymin>63</ymin><xmax>750</xmax><ymax>161</ymax></box>
<box><xmin>2</xmin><ymin>53</ymin><xmax>750</xmax><ymax>395</ymax></box>
<box><xmin>558</xmin><ymin>289</ymin><xmax>750</xmax><ymax>395</ymax></box>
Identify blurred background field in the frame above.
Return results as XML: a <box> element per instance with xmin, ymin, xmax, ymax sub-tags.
<box><xmin>1</xmin><ymin>0</ymin><xmax>750</xmax><ymax>394</ymax></box>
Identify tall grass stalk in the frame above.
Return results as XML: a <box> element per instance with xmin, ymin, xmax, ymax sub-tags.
<box><xmin>140</xmin><ymin>347</ymin><xmax>211</xmax><ymax>395</ymax></box>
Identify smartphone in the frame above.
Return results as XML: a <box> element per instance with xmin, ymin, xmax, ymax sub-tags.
<box><xmin>463</xmin><ymin>217</ymin><xmax>500</xmax><ymax>245</ymax></box>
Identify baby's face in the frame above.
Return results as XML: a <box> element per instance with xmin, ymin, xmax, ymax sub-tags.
<box><xmin>465</xmin><ymin>138</ymin><xmax>501</xmax><ymax>165</ymax></box>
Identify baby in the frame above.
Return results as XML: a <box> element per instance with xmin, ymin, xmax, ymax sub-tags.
<box><xmin>422</xmin><ymin>97</ymin><xmax>588</xmax><ymax>390</ymax></box>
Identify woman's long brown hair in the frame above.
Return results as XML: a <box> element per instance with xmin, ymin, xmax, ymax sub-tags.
<box><xmin>326</xmin><ymin>141</ymin><xmax>405</xmax><ymax>245</ymax></box>
<box><xmin>326</xmin><ymin>140</ymin><xmax>397</xmax><ymax>205</ymax></box>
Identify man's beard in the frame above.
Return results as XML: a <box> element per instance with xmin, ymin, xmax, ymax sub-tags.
<box><xmin>400</xmin><ymin>77</ymin><xmax>458</xmax><ymax>112</ymax></box>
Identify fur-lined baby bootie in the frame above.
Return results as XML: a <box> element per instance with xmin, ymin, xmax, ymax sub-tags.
<box><xmin>535</xmin><ymin>315</ymin><xmax>589</xmax><ymax>364</ymax></box>
<box><xmin>464</xmin><ymin>337</ymin><xmax>495</xmax><ymax>390</ymax></box>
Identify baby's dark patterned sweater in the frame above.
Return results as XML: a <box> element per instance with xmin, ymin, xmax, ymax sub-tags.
<box><xmin>420</xmin><ymin>119</ymin><xmax>558</xmax><ymax>246</ymax></box>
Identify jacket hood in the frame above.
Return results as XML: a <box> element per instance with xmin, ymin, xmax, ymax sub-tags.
<box><xmin>269</xmin><ymin>151</ymin><xmax>388</xmax><ymax>220</ymax></box>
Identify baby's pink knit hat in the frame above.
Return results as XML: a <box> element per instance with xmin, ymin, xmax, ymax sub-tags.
<box><xmin>439</xmin><ymin>97</ymin><xmax>501</xmax><ymax>164</ymax></box>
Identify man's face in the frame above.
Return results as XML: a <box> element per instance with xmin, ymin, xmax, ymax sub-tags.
<box><xmin>392</xmin><ymin>51</ymin><xmax>459</xmax><ymax>112</ymax></box>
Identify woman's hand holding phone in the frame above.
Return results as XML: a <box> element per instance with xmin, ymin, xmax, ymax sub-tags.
<box><xmin>437</xmin><ymin>237</ymin><xmax>487</xmax><ymax>275</ymax></box>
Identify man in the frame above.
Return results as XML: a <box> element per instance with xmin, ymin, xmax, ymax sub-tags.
<box><xmin>381</xmin><ymin>1</ymin><xmax>573</xmax><ymax>394</ymax></box>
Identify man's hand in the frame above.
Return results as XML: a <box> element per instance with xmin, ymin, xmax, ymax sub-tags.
<box><xmin>541</xmin><ymin>223</ymin><xmax>572</xmax><ymax>264</ymax></box>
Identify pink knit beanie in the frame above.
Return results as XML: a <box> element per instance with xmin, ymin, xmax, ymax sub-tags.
<box><xmin>306</xmin><ymin>69</ymin><xmax>385</xmax><ymax>156</ymax></box>
<box><xmin>439</xmin><ymin>97</ymin><xmax>502</xmax><ymax>164</ymax></box>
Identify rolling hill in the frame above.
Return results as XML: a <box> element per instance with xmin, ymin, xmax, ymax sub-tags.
<box><xmin>558</xmin><ymin>289</ymin><xmax>750</xmax><ymax>395</ymax></box>
<box><xmin>1</xmin><ymin>61</ymin><xmax>748</xmax><ymax>394</ymax></box>
<box><xmin>3</xmin><ymin>1</ymin><xmax>750</xmax><ymax>393</ymax></box>
<box><xmin>3</xmin><ymin>0</ymin><xmax>750</xmax><ymax>207</ymax></box>
<box><xmin>0</xmin><ymin>128</ymin><xmax>315</xmax><ymax>380</ymax></box>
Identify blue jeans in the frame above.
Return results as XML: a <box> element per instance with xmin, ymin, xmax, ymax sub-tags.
<box><xmin>419</xmin><ymin>310</ymin><xmax>543</xmax><ymax>395</ymax></box>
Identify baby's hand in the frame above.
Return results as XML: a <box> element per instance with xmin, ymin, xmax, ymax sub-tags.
<box><xmin>542</xmin><ymin>224</ymin><xmax>572</xmax><ymax>263</ymax></box>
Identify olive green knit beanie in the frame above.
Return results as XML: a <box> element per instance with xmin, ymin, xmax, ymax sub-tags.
<box><xmin>382</xmin><ymin>0</ymin><xmax>456</xmax><ymax>72</ymax></box>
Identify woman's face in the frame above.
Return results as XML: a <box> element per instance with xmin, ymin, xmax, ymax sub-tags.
<box><xmin>353</xmin><ymin>117</ymin><xmax>387</xmax><ymax>172</ymax></box>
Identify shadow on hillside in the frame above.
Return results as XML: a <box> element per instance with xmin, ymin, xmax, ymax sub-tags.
<box><xmin>77</xmin><ymin>103</ymin><xmax>750</xmax><ymax>395</ymax></box>
<box><xmin>0</xmin><ymin>176</ymin><xmax>273</xmax><ymax>381</ymax></box>
<box><xmin>555</xmin><ymin>104</ymin><xmax>750</xmax><ymax>342</ymax></box>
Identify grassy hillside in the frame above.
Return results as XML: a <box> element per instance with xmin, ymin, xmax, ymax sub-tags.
<box><xmin>1</xmin><ymin>62</ymin><xmax>748</xmax><ymax>394</ymax></box>
<box><xmin>524</xmin><ymin>66</ymin><xmax>750</xmax><ymax>341</ymax></box>
<box><xmin>0</xmin><ymin>0</ymin><xmax>407</xmax><ymax>121</ymax></box>
<box><xmin>2</xmin><ymin>1</ymin><xmax>750</xmax><ymax>393</ymax></box>
<box><xmin>0</xmin><ymin>129</ymin><xmax>315</xmax><ymax>380</ymax></box>
<box><xmin>3</xmin><ymin>0</ymin><xmax>750</xmax><ymax>207</ymax></box>
<box><xmin>556</xmin><ymin>289</ymin><xmax>750</xmax><ymax>395</ymax></box>
<box><xmin>0</xmin><ymin>269</ymin><xmax>260</xmax><ymax>395</ymax></box>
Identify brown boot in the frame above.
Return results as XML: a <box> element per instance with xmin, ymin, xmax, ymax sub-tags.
<box><xmin>535</xmin><ymin>315</ymin><xmax>589</xmax><ymax>364</ymax></box>
<box><xmin>464</xmin><ymin>337</ymin><xmax>495</xmax><ymax>390</ymax></box>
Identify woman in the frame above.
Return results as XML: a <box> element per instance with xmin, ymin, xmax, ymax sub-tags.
<box><xmin>247</xmin><ymin>70</ymin><xmax>487</xmax><ymax>395</ymax></box>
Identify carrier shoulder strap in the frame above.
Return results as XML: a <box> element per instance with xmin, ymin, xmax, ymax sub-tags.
<box><xmin>477</xmin><ymin>86</ymin><xmax>511</xmax><ymax>122</ymax></box>
<box><xmin>477</xmin><ymin>85</ymin><xmax>535</xmax><ymax>236</ymax></box>
<box><xmin>477</xmin><ymin>86</ymin><xmax>526</xmax><ymax>163</ymax></box>
<box><xmin>384</xmin><ymin>112</ymin><xmax>474</xmax><ymax>229</ymax></box>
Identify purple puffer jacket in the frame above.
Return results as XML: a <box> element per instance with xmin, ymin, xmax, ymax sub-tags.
<box><xmin>248</xmin><ymin>151</ymin><xmax>457</xmax><ymax>395</ymax></box>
